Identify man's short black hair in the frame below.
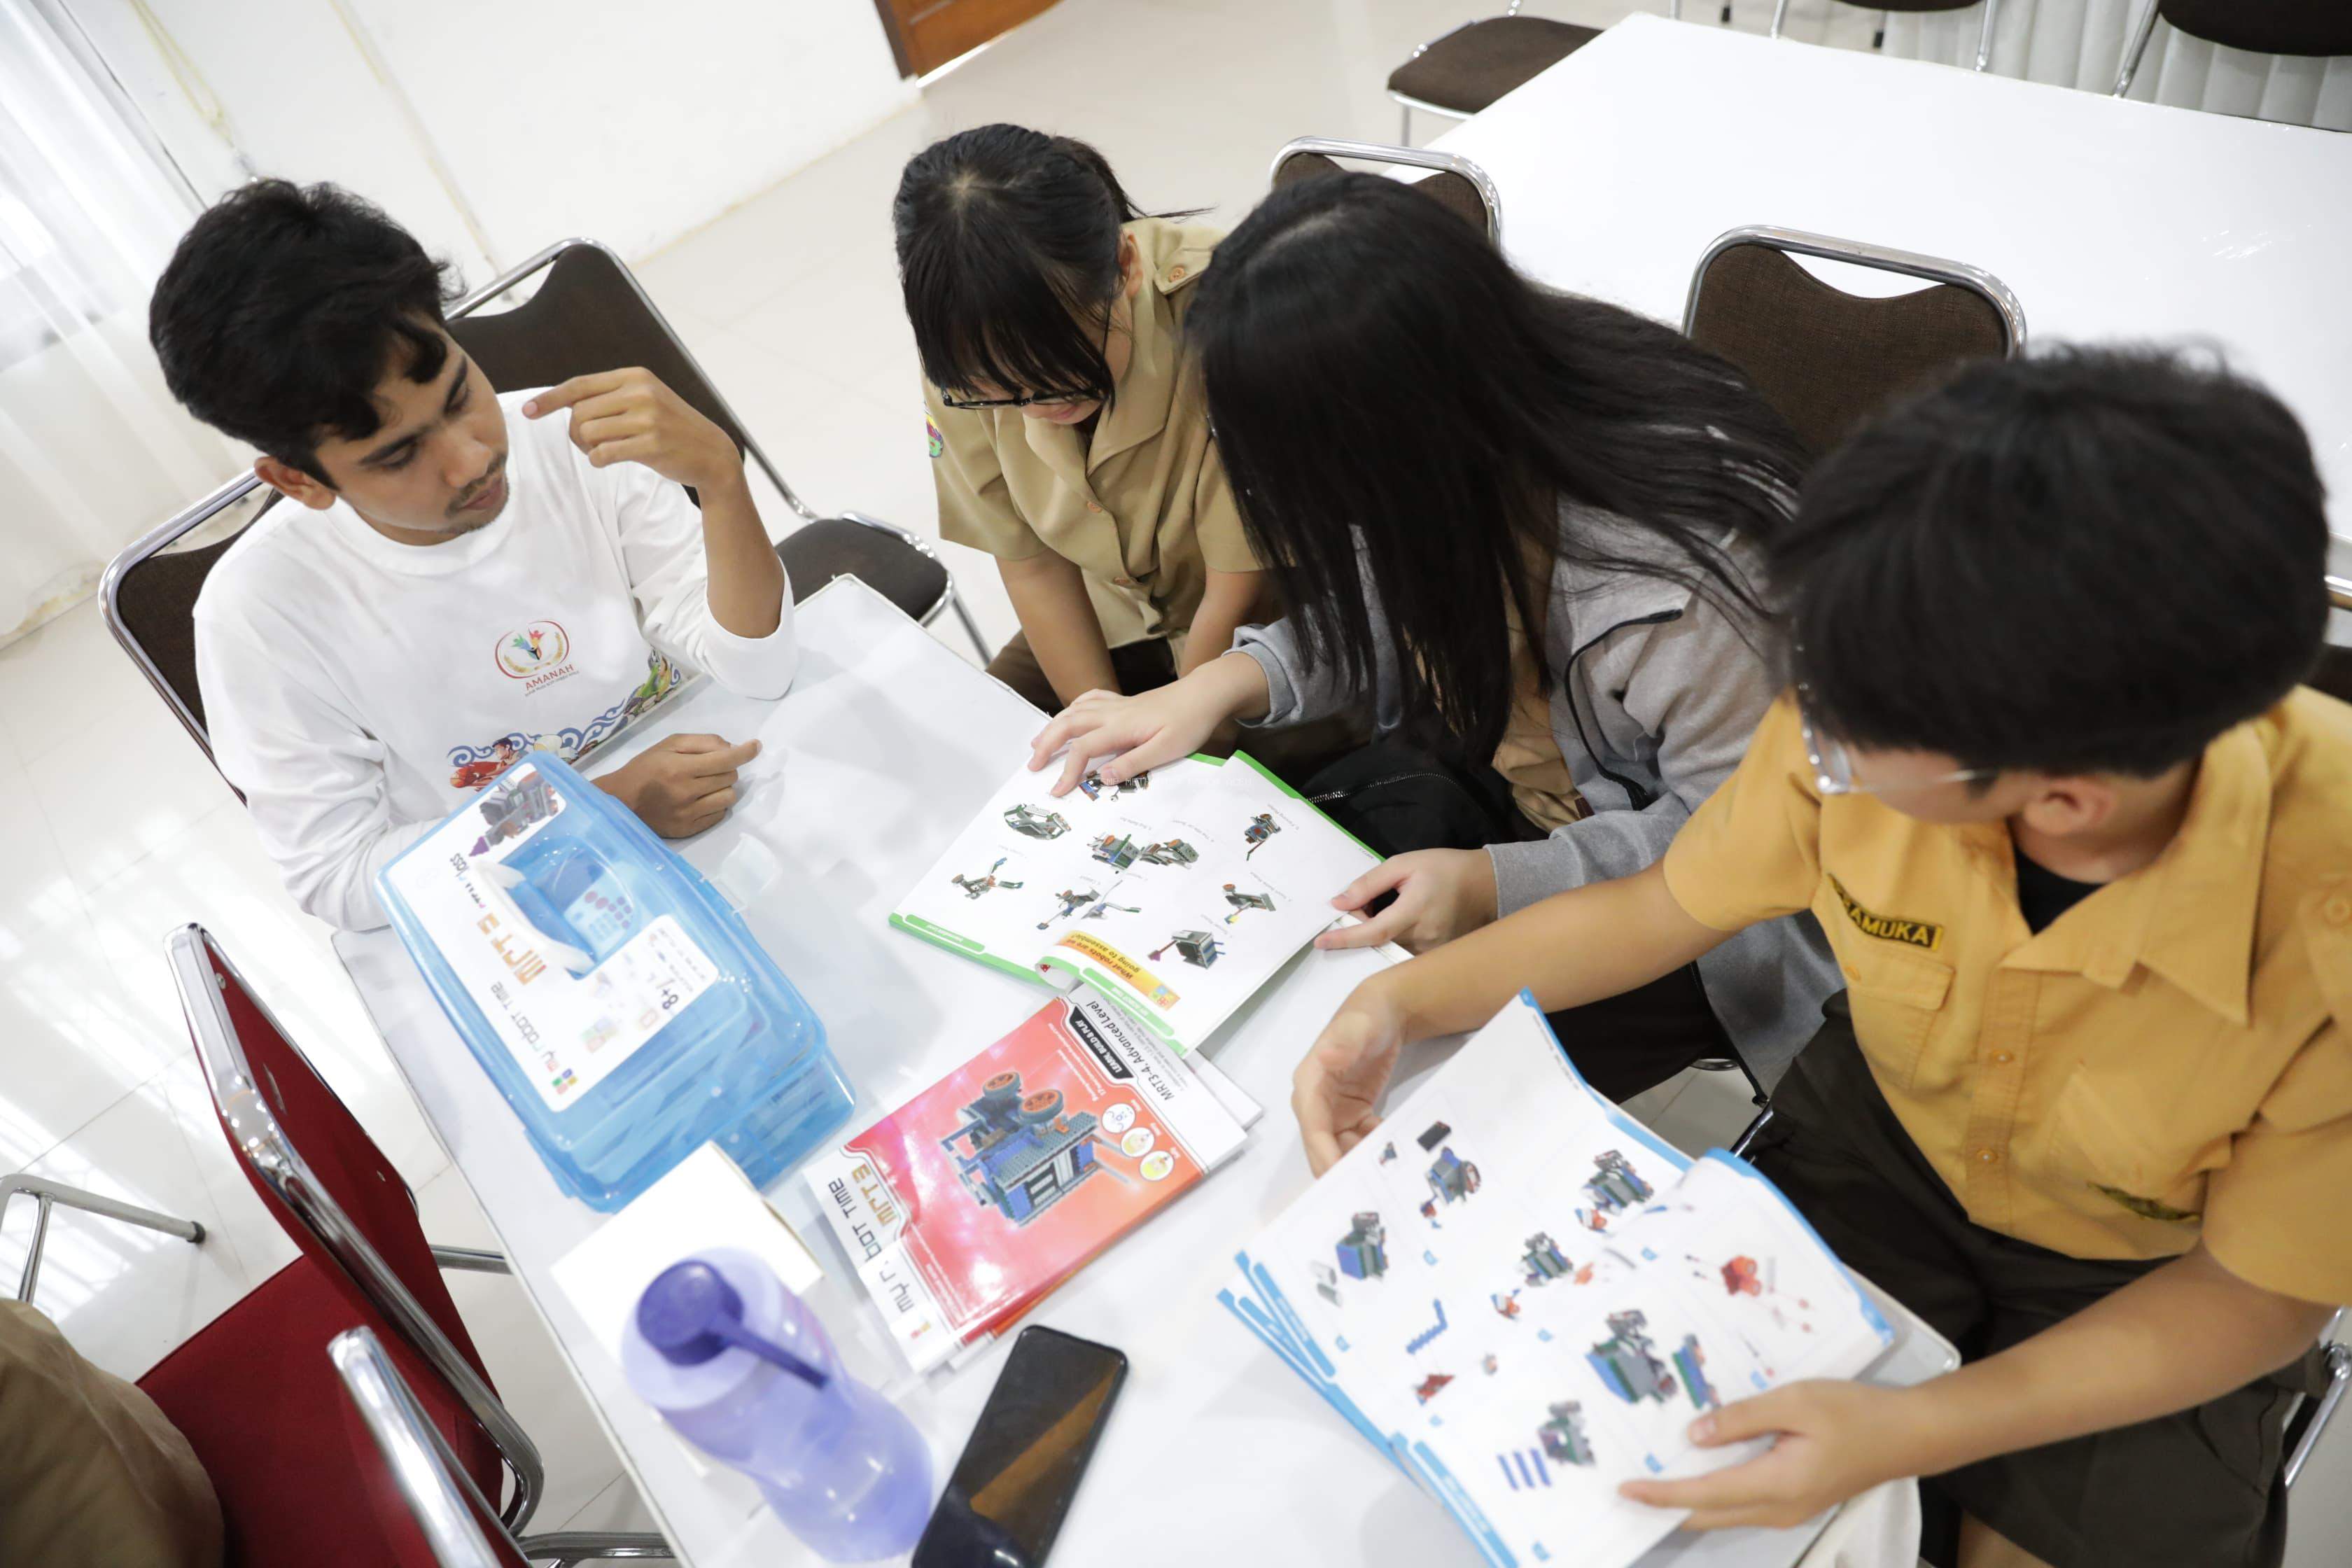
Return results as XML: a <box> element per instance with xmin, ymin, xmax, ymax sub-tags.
<box><xmin>148</xmin><ymin>178</ymin><xmax>459</xmax><ymax>482</ymax></box>
<box><xmin>1780</xmin><ymin>346</ymin><xmax>2330</xmax><ymax>778</ymax></box>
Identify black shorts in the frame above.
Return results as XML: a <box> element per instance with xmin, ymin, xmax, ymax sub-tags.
<box><xmin>1751</xmin><ymin>996</ymin><xmax>2330</xmax><ymax>1568</ymax></box>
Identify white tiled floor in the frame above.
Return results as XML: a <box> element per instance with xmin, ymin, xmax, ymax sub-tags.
<box><xmin>4</xmin><ymin>0</ymin><xmax>2345</xmax><ymax>1560</ymax></box>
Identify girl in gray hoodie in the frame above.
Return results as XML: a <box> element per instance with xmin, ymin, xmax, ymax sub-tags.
<box><xmin>1023</xmin><ymin>172</ymin><xmax>1839</xmax><ymax>1100</ymax></box>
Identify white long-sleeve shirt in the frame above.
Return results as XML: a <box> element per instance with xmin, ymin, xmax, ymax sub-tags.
<box><xmin>193</xmin><ymin>388</ymin><xmax>796</xmax><ymax>932</ymax></box>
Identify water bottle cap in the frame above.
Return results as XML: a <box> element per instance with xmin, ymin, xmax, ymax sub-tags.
<box><xmin>634</xmin><ymin>1259</ymin><xmax>830</xmax><ymax>1387</ymax></box>
<box><xmin>636</xmin><ymin>1260</ymin><xmax>744</xmax><ymax>1366</ymax></box>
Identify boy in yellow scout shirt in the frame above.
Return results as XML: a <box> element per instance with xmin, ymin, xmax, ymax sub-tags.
<box><xmin>894</xmin><ymin>125</ymin><xmax>1270</xmax><ymax>712</ymax></box>
<box><xmin>1292</xmin><ymin>349</ymin><xmax>2350</xmax><ymax>1568</ymax></box>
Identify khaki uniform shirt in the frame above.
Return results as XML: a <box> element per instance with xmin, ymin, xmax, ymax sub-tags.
<box><xmin>1663</xmin><ymin>690</ymin><xmax>2352</xmax><ymax>1306</ymax></box>
<box><xmin>1492</xmin><ymin>565</ymin><xmax>1590</xmax><ymax>832</ymax></box>
<box><xmin>925</xmin><ymin>217</ymin><xmax>1260</xmax><ymax>652</ymax></box>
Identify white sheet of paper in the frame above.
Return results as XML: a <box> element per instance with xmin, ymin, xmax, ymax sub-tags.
<box><xmin>550</xmin><ymin>1142</ymin><xmax>825</xmax><ymax>1368</ymax></box>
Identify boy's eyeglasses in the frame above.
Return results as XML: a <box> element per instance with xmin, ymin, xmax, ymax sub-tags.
<box><xmin>939</xmin><ymin>384</ymin><xmax>1105</xmax><ymax>410</ymax></box>
<box><xmin>1796</xmin><ymin>688</ymin><xmax>1994</xmax><ymax>798</ymax></box>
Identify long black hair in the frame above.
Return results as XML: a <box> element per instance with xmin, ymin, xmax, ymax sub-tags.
<box><xmin>894</xmin><ymin>125</ymin><xmax>1186</xmax><ymax>406</ymax></box>
<box><xmin>1193</xmin><ymin>173</ymin><xmax>1807</xmax><ymax>762</ymax></box>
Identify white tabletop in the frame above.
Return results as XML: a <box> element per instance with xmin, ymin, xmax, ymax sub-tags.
<box><xmin>1433</xmin><ymin>14</ymin><xmax>2352</xmax><ymax>542</ymax></box>
<box><xmin>338</xmin><ymin>579</ymin><xmax>1951</xmax><ymax>1567</ymax></box>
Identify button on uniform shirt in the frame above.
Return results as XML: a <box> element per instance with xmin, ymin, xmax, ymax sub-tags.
<box><xmin>924</xmin><ymin>216</ymin><xmax>1261</xmax><ymax>657</ymax></box>
<box><xmin>1662</xmin><ymin>691</ymin><xmax>2352</xmax><ymax>1307</ymax></box>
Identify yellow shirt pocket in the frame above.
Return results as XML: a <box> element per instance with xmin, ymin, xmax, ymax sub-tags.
<box><xmin>2045</xmin><ymin>1068</ymin><xmax>2231</xmax><ymax>1232</ymax></box>
<box><xmin>1834</xmin><ymin>939</ymin><xmax>1952</xmax><ymax>1091</ymax></box>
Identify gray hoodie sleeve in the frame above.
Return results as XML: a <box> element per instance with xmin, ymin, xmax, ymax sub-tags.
<box><xmin>1231</xmin><ymin>582</ymin><xmax>1402</xmax><ymax>732</ymax></box>
<box><xmin>1485</xmin><ymin>595</ymin><xmax>1775</xmax><ymax>916</ymax></box>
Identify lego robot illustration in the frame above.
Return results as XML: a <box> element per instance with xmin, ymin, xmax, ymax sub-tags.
<box><xmin>1312</xmin><ymin>1262</ymin><xmax>1341</xmax><ymax>1306</ymax></box>
<box><xmin>1222</xmin><ymin>883</ymin><xmax>1276</xmax><ymax>924</ymax></box>
<box><xmin>1077</xmin><ymin>769</ymin><xmax>1149</xmax><ymax>802</ymax></box>
<box><xmin>951</xmin><ymin>858</ymin><xmax>1025</xmax><ymax>899</ymax></box>
<box><xmin>941</xmin><ymin>1070</ymin><xmax>1100</xmax><ymax>1225</ymax></box>
<box><xmin>1583</xmin><ymin>1150</ymin><xmax>1654</xmax><ymax>1216</ymax></box>
<box><xmin>1082</xmin><ymin>897</ymin><xmax>1140</xmax><ymax>922</ymax></box>
<box><xmin>1425</xmin><ymin>1147</ymin><xmax>1481</xmax><ymax>1208</ymax></box>
<box><xmin>1417</xmin><ymin>1121</ymin><xmax>1452</xmax><ymax>1151</ymax></box>
<box><xmin>1040</xmin><ymin>887</ymin><xmax>1102</xmax><ymax>928</ymax></box>
<box><xmin>1522</xmin><ymin>1232</ymin><xmax>1572</xmax><ymax>1284</ymax></box>
<box><xmin>1004</xmin><ymin>804</ymin><xmax>1070</xmax><ymax>840</ymax></box>
<box><xmin>1089</xmin><ymin>834</ymin><xmax>1142</xmax><ymax>872</ymax></box>
<box><xmin>1242</xmin><ymin>812</ymin><xmax>1281</xmax><ymax>859</ymax></box>
<box><xmin>1149</xmin><ymin>930</ymin><xmax>1223</xmax><ymax>969</ymax></box>
<box><xmin>1336</xmin><ymin>1212</ymin><xmax>1388</xmax><ymax>1280</ymax></box>
<box><xmin>477</xmin><ymin>769</ymin><xmax>559</xmax><ymax>849</ymax></box>
<box><xmin>1722</xmin><ymin>1256</ymin><xmax>1763</xmax><ymax>1296</ymax></box>
<box><xmin>1136</xmin><ymin>838</ymin><xmax>1198</xmax><ymax>867</ymax></box>
<box><xmin>1538</xmin><ymin>1402</ymin><xmax>1597</xmax><ymax>1467</ymax></box>
<box><xmin>1413</xmin><ymin>1373</ymin><xmax>1454</xmax><ymax>1404</ymax></box>
<box><xmin>1586</xmin><ymin>1310</ymin><xmax>1709</xmax><ymax>1408</ymax></box>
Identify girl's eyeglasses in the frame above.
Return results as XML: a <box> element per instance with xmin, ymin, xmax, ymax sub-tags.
<box><xmin>938</xmin><ymin>384</ymin><xmax>1105</xmax><ymax>411</ymax></box>
<box><xmin>1796</xmin><ymin>688</ymin><xmax>1993</xmax><ymax>798</ymax></box>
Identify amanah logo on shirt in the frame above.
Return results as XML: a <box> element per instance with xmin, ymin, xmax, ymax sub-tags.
<box><xmin>495</xmin><ymin>620</ymin><xmax>577</xmax><ymax>693</ymax></box>
<box><xmin>446</xmin><ymin>653</ymin><xmax>686</xmax><ymax>792</ymax></box>
<box><xmin>1828</xmin><ymin>875</ymin><xmax>1944</xmax><ymax>951</ymax></box>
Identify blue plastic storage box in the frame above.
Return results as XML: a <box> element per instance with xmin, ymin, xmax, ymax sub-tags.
<box><xmin>377</xmin><ymin>755</ymin><xmax>853</xmax><ymax>1211</ymax></box>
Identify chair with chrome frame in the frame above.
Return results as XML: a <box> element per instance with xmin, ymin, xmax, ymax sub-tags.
<box><xmin>334</xmin><ymin>1326</ymin><xmax>673</xmax><ymax>1567</ymax></box>
<box><xmin>1770</xmin><ymin>0</ymin><xmax>2003</xmax><ymax>71</ymax></box>
<box><xmin>1682</xmin><ymin>224</ymin><xmax>2024</xmax><ymax>460</ymax></box>
<box><xmin>2114</xmin><ymin>1</ymin><xmax>2352</xmax><ymax>99</ymax></box>
<box><xmin>102</xmin><ymin>237</ymin><xmax>989</xmax><ymax>778</ymax></box>
<box><xmin>164</xmin><ymin>922</ymin><xmax>664</xmax><ymax>1558</ymax></box>
<box><xmin>1268</xmin><ymin>136</ymin><xmax>1504</xmax><ymax>247</ymax></box>
<box><xmin>8</xmin><ymin>1144</ymin><xmax>484</xmax><ymax>1564</ymax></box>
<box><xmin>1387</xmin><ymin>2</ymin><xmax>1656</xmax><ymax>145</ymax></box>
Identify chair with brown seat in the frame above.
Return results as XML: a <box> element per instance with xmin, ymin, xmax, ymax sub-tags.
<box><xmin>103</xmin><ymin>237</ymin><xmax>987</xmax><ymax>775</ymax></box>
<box><xmin>1681</xmin><ymin>224</ymin><xmax>2025</xmax><ymax>460</ymax></box>
<box><xmin>2115</xmin><ymin>1</ymin><xmax>2352</xmax><ymax>98</ymax></box>
<box><xmin>1770</xmin><ymin>0</ymin><xmax>2003</xmax><ymax>71</ymax></box>
<box><xmin>1268</xmin><ymin>137</ymin><xmax>1504</xmax><ymax>247</ymax></box>
<box><xmin>1387</xmin><ymin>1</ymin><xmax>1632</xmax><ymax>144</ymax></box>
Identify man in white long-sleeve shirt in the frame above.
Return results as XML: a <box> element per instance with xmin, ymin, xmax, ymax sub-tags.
<box><xmin>150</xmin><ymin>180</ymin><xmax>794</xmax><ymax>930</ymax></box>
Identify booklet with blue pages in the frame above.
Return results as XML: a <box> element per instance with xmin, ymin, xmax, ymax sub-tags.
<box><xmin>1219</xmin><ymin>993</ymin><xmax>1896</xmax><ymax>1568</ymax></box>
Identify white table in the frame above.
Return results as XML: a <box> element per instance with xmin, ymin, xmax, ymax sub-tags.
<box><xmin>1435</xmin><ymin>13</ymin><xmax>2352</xmax><ymax>545</ymax></box>
<box><xmin>338</xmin><ymin>580</ymin><xmax>1949</xmax><ymax>1567</ymax></box>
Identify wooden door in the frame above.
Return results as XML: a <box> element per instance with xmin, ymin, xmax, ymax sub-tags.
<box><xmin>874</xmin><ymin>0</ymin><xmax>1064</xmax><ymax>76</ymax></box>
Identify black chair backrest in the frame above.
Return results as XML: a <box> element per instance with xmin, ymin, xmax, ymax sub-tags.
<box><xmin>1272</xmin><ymin>151</ymin><xmax>1495</xmax><ymax>244</ymax></box>
<box><xmin>2312</xmin><ymin>643</ymin><xmax>2352</xmax><ymax>707</ymax></box>
<box><xmin>2158</xmin><ymin>0</ymin><xmax>2352</xmax><ymax>57</ymax></box>
<box><xmin>447</xmin><ymin>243</ymin><xmax>750</xmax><ymax>461</ymax></box>
<box><xmin>1687</xmin><ymin>242</ymin><xmax>2012</xmax><ymax>458</ymax></box>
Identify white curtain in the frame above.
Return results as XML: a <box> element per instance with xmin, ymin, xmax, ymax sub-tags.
<box><xmin>1884</xmin><ymin>0</ymin><xmax>2352</xmax><ymax>130</ymax></box>
<box><xmin>0</xmin><ymin>0</ymin><xmax>239</xmax><ymax>649</ymax></box>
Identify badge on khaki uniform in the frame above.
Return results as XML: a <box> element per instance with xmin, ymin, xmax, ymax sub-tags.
<box><xmin>1828</xmin><ymin>875</ymin><xmax>1944</xmax><ymax>951</ymax></box>
<box><xmin>925</xmin><ymin>416</ymin><xmax>944</xmax><ymax>460</ymax></box>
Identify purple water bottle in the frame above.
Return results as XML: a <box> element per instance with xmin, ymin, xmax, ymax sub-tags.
<box><xmin>622</xmin><ymin>1249</ymin><xmax>932</xmax><ymax>1560</ymax></box>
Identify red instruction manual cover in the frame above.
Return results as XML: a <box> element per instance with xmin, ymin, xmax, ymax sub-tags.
<box><xmin>805</xmin><ymin>990</ymin><xmax>1247</xmax><ymax>1371</ymax></box>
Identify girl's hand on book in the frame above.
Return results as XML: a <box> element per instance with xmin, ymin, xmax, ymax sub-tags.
<box><xmin>1317</xmin><ymin>850</ymin><xmax>1499</xmax><ymax>953</ymax></box>
<box><xmin>1026</xmin><ymin>653</ymin><xmax>1270</xmax><ymax>796</ymax></box>
<box><xmin>1293</xmin><ymin>981</ymin><xmax>1408</xmax><ymax>1176</ymax></box>
<box><xmin>1616</xmin><ymin>1380</ymin><xmax>1928</xmax><ymax>1530</ymax></box>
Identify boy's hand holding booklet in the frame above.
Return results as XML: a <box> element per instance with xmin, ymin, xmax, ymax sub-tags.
<box><xmin>889</xmin><ymin>751</ymin><xmax>1378</xmax><ymax>1051</ymax></box>
<box><xmin>1222</xmin><ymin>994</ymin><xmax>1899</xmax><ymax>1568</ymax></box>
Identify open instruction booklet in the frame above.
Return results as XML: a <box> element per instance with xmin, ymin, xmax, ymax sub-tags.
<box><xmin>1222</xmin><ymin>994</ymin><xmax>1896</xmax><ymax>1568</ymax></box>
<box><xmin>890</xmin><ymin>751</ymin><xmax>1379</xmax><ymax>1052</ymax></box>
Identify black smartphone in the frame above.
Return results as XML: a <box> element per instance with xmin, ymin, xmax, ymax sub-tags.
<box><xmin>912</xmin><ymin>1326</ymin><xmax>1128</xmax><ymax>1568</ymax></box>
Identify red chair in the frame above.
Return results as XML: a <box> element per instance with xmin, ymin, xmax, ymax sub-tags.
<box><xmin>333</xmin><ymin>1326</ymin><xmax>673</xmax><ymax>1566</ymax></box>
<box><xmin>157</xmin><ymin>923</ymin><xmax>654</xmax><ymax>1560</ymax></box>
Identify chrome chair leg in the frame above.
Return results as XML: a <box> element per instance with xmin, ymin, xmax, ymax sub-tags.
<box><xmin>1874</xmin><ymin>10</ymin><xmax>1889</xmax><ymax>48</ymax></box>
<box><xmin>519</xmin><ymin>1532</ymin><xmax>677</xmax><ymax>1564</ymax></box>
<box><xmin>943</xmin><ymin>589</ymin><xmax>991</xmax><ymax>664</ymax></box>
<box><xmin>1399</xmin><ymin>102</ymin><xmax>1412</xmax><ymax>144</ymax></box>
<box><xmin>1973</xmin><ymin>0</ymin><xmax>2000</xmax><ymax>71</ymax></box>
<box><xmin>2112</xmin><ymin>0</ymin><xmax>2160</xmax><ymax>95</ymax></box>
<box><xmin>428</xmin><ymin>1245</ymin><xmax>512</xmax><ymax>1275</ymax></box>
<box><xmin>1729</xmin><ymin>1105</ymin><xmax>1774</xmax><ymax>1160</ymax></box>
<box><xmin>1</xmin><ymin>1175</ymin><xmax>206</xmax><ymax>1306</ymax></box>
<box><xmin>1768</xmin><ymin>0</ymin><xmax>1788</xmax><ymax>38</ymax></box>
